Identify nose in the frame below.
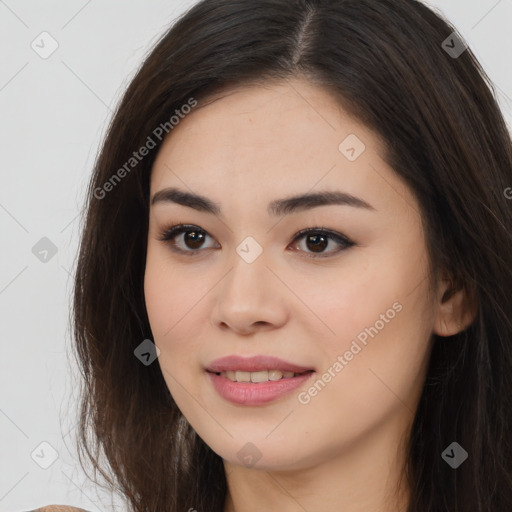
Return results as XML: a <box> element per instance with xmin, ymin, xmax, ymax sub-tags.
<box><xmin>210</xmin><ymin>251</ymin><xmax>289</xmax><ymax>335</ymax></box>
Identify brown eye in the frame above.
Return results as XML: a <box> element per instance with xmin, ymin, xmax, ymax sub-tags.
<box><xmin>304</xmin><ymin>233</ymin><xmax>329</xmax><ymax>253</ymax></box>
<box><xmin>157</xmin><ymin>224</ymin><xmax>219</xmax><ymax>255</ymax></box>
<box><xmin>158</xmin><ymin>224</ymin><xmax>354</xmax><ymax>259</ymax></box>
<box><xmin>182</xmin><ymin>230</ymin><xmax>206</xmax><ymax>249</ymax></box>
<box><xmin>290</xmin><ymin>228</ymin><xmax>354</xmax><ymax>258</ymax></box>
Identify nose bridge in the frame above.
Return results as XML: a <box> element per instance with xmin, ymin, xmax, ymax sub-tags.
<box><xmin>223</xmin><ymin>238</ymin><xmax>273</xmax><ymax>300</ymax></box>
<box><xmin>211</xmin><ymin>238</ymin><xmax>288</xmax><ymax>330</ymax></box>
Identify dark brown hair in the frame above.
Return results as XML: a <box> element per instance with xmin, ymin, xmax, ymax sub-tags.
<box><xmin>72</xmin><ymin>1</ymin><xmax>512</xmax><ymax>511</ymax></box>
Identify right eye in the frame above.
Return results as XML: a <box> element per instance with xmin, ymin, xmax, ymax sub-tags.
<box><xmin>157</xmin><ymin>224</ymin><xmax>219</xmax><ymax>256</ymax></box>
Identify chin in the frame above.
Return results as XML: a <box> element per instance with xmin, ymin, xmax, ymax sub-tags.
<box><xmin>205</xmin><ymin>435</ymin><xmax>318</xmax><ymax>472</ymax></box>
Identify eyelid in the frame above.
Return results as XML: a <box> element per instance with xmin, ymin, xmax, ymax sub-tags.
<box><xmin>156</xmin><ymin>223</ymin><xmax>354</xmax><ymax>258</ymax></box>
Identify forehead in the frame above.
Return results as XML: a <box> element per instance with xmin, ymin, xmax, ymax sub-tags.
<box><xmin>152</xmin><ymin>79</ymin><xmax>382</xmax><ymax>180</ymax></box>
<box><xmin>148</xmin><ymin>78</ymin><xmax>418</xmax><ymax>224</ymax></box>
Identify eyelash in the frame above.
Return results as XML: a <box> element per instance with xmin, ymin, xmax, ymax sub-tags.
<box><xmin>156</xmin><ymin>223</ymin><xmax>355</xmax><ymax>259</ymax></box>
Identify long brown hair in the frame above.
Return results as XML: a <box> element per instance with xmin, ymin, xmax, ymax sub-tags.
<box><xmin>72</xmin><ymin>1</ymin><xmax>512</xmax><ymax>511</ymax></box>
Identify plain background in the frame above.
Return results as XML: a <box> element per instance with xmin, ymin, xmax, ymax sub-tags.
<box><xmin>1</xmin><ymin>1</ymin><xmax>511</xmax><ymax>511</ymax></box>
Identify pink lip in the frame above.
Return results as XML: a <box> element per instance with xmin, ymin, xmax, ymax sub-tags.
<box><xmin>205</xmin><ymin>355</ymin><xmax>315</xmax><ymax>373</ymax></box>
<box><xmin>207</xmin><ymin>371</ymin><xmax>315</xmax><ymax>405</ymax></box>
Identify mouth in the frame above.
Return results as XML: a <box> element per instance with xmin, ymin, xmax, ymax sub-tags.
<box><xmin>205</xmin><ymin>355</ymin><xmax>316</xmax><ymax>404</ymax></box>
<box><xmin>206</xmin><ymin>368</ymin><xmax>315</xmax><ymax>383</ymax></box>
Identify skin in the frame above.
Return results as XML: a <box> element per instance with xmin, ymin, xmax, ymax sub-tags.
<box><xmin>144</xmin><ymin>77</ymin><xmax>476</xmax><ymax>512</ymax></box>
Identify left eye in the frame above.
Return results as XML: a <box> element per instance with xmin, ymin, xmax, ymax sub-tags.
<box><xmin>157</xmin><ymin>224</ymin><xmax>355</xmax><ymax>258</ymax></box>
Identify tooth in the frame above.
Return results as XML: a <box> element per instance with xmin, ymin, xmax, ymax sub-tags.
<box><xmin>250</xmin><ymin>370</ymin><xmax>269</xmax><ymax>383</ymax></box>
<box><xmin>235</xmin><ymin>371</ymin><xmax>251</xmax><ymax>382</ymax></box>
<box><xmin>216</xmin><ymin>369</ymin><xmax>303</xmax><ymax>382</ymax></box>
<box><xmin>268</xmin><ymin>370</ymin><xmax>284</xmax><ymax>381</ymax></box>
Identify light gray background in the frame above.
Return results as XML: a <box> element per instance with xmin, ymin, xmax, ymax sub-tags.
<box><xmin>1</xmin><ymin>1</ymin><xmax>511</xmax><ymax>511</ymax></box>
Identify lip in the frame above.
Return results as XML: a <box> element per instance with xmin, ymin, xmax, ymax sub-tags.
<box><xmin>205</xmin><ymin>355</ymin><xmax>315</xmax><ymax>373</ymax></box>
<box><xmin>207</xmin><ymin>371</ymin><xmax>315</xmax><ymax>405</ymax></box>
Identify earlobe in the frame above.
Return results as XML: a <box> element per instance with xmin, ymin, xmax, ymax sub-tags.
<box><xmin>432</xmin><ymin>278</ymin><xmax>478</xmax><ymax>337</ymax></box>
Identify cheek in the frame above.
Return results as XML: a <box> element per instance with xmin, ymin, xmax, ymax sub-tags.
<box><xmin>293</xmin><ymin>251</ymin><xmax>396</xmax><ymax>343</ymax></box>
<box><xmin>303</xmin><ymin>246</ymin><xmax>432</xmax><ymax>389</ymax></box>
<box><xmin>144</xmin><ymin>261</ymin><xmax>173</xmax><ymax>340</ymax></box>
<box><xmin>144</xmin><ymin>242</ymin><xmax>198</xmax><ymax>337</ymax></box>
<box><xmin>144</xmin><ymin>255</ymin><xmax>204</xmax><ymax>410</ymax></box>
<box><xmin>292</xmin><ymin>300</ymin><xmax>430</xmax><ymax>454</ymax></box>
<box><xmin>143</xmin><ymin>247</ymin><xmax>208</xmax><ymax>370</ymax></box>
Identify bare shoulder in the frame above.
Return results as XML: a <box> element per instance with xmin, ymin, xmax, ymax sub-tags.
<box><xmin>29</xmin><ymin>506</ymin><xmax>92</xmax><ymax>512</ymax></box>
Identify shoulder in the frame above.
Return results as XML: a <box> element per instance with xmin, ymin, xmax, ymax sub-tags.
<box><xmin>27</xmin><ymin>506</ymin><xmax>92</xmax><ymax>512</ymax></box>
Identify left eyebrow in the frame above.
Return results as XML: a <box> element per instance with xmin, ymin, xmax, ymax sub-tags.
<box><xmin>150</xmin><ymin>187</ymin><xmax>376</xmax><ymax>216</ymax></box>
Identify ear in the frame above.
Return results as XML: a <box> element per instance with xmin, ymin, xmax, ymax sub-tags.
<box><xmin>432</xmin><ymin>274</ymin><xmax>478</xmax><ymax>337</ymax></box>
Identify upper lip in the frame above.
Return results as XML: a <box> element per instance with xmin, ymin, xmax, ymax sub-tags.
<box><xmin>205</xmin><ymin>355</ymin><xmax>315</xmax><ymax>373</ymax></box>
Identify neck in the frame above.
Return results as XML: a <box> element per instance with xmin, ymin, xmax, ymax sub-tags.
<box><xmin>222</xmin><ymin>415</ymin><xmax>412</xmax><ymax>512</ymax></box>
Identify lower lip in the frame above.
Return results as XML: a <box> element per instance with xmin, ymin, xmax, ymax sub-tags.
<box><xmin>207</xmin><ymin>371</ymin><xmax>315</xmax><ymax>405</ymax></box>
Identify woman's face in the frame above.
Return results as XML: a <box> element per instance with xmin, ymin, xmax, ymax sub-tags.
<box><xmin>144</xmin><ymin>78</ymin><xmax>441</xmax><ymax>471</ymax></box>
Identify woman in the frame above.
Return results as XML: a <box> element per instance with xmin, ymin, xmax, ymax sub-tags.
<box><xmin>35</xmin><ymin>0</ymin><xmax>512</xmax><ymax>511</ymax></box>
